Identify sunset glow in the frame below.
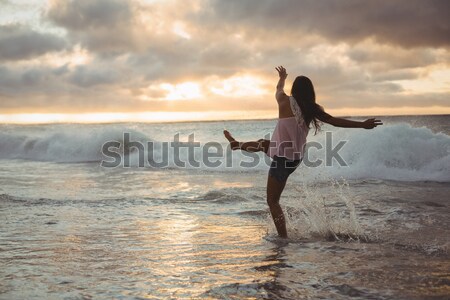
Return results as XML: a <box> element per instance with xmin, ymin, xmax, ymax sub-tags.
<box><xmin>160</xmin><ymin>82</ymin><xmax>202</xmax><ymax>101</ymax></box>
<box><xmin>0</xmin><ymin>111</ymin><xmax>280</xmax><ymax>124</ymax></box>
<box><xmin>0</xmin><ymin>0</ymin><xmax>448</xmax><ymax>123</ymax></box>
<box><xmin>209</xmin><ymin>75</ymin><xmax>268</xmax><ymax>98</ymax></box>
<box><xmin>1</xmin><ymin>107</ymin><xmax>449</xmax><ymax>125</ymax></box>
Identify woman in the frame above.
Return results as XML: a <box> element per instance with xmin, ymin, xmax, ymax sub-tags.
<box><xmin>223</xmin><ymin>66</ymin><xmax>382</xmax><ymax>238</ymax></box>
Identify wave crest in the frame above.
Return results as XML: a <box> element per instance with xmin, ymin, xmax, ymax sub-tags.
<box><xmin>0</xmin><ymin>123</ymin><xmax>448</xmax><ymax>181</ymax></box>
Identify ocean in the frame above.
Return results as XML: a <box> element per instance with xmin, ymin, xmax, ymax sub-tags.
<box><xmin>1</xmin><ymin>115</ymin><xmax>449</xmax><ymax>299</ymax></box>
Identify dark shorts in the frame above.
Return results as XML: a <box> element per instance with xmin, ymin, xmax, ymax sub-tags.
<box><xmin>268</xmin><ymin>155</ymin><xmax>301</xmax><ymax>183</ymax></box>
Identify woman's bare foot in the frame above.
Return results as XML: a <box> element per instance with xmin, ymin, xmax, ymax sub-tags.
<box><xmin>223</xmin><ymin>130</ymin><xmax>240</xmax><ymax>150</ymax></box>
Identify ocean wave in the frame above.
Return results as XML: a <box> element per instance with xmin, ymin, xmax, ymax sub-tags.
<box><xmin>301</xmin><ymin>123</ymin><xmax>450</xmax><ymax>182</ymax></box>
<box><xmin>0</xmin><ymin>123</ymin><xmax>448</xmax><ymax>181</ymax></box>
<box><xmin>0</xmin><ymin>126</ymin><xmax>150</xmax><ymax>163</ymax></box>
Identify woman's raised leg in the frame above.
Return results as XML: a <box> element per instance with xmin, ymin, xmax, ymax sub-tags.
<box><xmin>223</xmin><ymin>130</ymin><xmax>269</xmax><ymax>153</ymax></box>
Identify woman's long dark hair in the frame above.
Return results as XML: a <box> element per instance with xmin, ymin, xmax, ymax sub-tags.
<box><xmin>291</xmin><ymin>76</ymin><xmax>324</xmax><ymax>134</ymax></box>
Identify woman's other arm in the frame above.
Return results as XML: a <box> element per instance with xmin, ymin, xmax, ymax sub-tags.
<box><xmin>318</xmin><ymin>112</ymin><xmax>382</xmax><ymax>129</ymax></box>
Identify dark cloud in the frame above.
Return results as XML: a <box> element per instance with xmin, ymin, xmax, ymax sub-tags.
<box><xmin>0</xmin><ymin>65</ymin><xmax>67</xmax><ymax>98</ymax></box>
<box><xmin>48</xmin><ymin>0</ymin><xmax>132</xmax><ymax>30</ymax></box>
<box><xmin>0</xmin><ymin>24</ymin><xmax>67</xmax><ymax>61</ymax></box>
<box><xmin>0</xmin><ymin>58</ymin><xmax>125</xmax><ymax>98</ymax></box>
<box><xmin>47</xmin><ymin>0</ymin><xmax>140</xmax><ymax>53</ymax></box>
<box><xmin>125</xmin><ymin>36</ymin><xmax>251</xmax><ymax>82</ymax></box>
<box><xmin>347</xmin><ymin>46</ymin><xmax>439</xmax><ymax>70</ymax></box>
<box><xmin>0</xmin><ymin>64</ymin><xmax>137</xmax><ymax>113</ymax></box>
<box><xmin>202</xmin><ymin>0</ymin><xmax>450</xmax><ymax>48</ymax></box>
<box><xmin>371</xmin><ymin>70</ymin><xmax>420</xmax><ymax>82</ymax></box>
<box><xmin>68</xmin><ymin>65</ymin><xmax>120</xmax><ymax>87</ymax></box>
<box><xmin>199</xmin><ymin>39</ymin><xmax>253</xmax><ymax>68</ymax></box>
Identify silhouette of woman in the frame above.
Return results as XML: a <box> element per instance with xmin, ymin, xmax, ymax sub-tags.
<box><xmin>224</xmin><ymin>66</ymin><xmax>382</xmax><ymax>238</ymax></box>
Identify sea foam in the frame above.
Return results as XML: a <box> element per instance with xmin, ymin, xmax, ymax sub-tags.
<box><xmin>301</xmin><ymin>123</ymin><xmax>450</xmax><ymax>182</ymax></box>
<box><xmin>0</xmin><ymin>123</ymin><xmax>448</xmax><ymax>181</ymax></box>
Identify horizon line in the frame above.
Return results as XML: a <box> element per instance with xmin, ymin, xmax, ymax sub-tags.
<box><xmin>0</xmin><ymin>110</ymin><xmax>449</xmax><ymax>125</ymax></box>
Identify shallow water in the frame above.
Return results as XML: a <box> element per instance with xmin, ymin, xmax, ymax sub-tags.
<box><xmin>1</xmin><ymin>168</ymin><xmax>449</xmax><ymax>299</ymax></box>
<box><xmin>1</xmin><ymin>116</ymin><xmax>449</xmax><ymax>299</ymax></box>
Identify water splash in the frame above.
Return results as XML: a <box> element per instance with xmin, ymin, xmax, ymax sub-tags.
<box><xmin>279</xmin><ymin>179</ymin><xmax>368</xmax><ymax>242</ymax></box>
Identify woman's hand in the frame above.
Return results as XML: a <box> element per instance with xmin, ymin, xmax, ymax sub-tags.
<box><xmin>275</xmin><ymin>66</ymin><xmax>288</xmax><ymax>79</ymax></box>
<box><xmin>362</xmin><ymin>118</ymin><xmax>383</xmax><ymax>129</ymax></box>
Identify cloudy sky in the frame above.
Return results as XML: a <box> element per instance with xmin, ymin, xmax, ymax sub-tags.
<box><xmin>0</xmin><ymin>0</ymin><xmax>449</xmax><ymax>123</ymax></box>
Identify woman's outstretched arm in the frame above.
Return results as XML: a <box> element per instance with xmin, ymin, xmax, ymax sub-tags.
<box><xmin>275</xmin><ymin>66</ymin><xmax>289</xmax><ymax>102</ymax></box>
<box><xmin>275</xmin><ymin>66</ymin><xmax>287</xmax><ymax>90</ymax></box>
<box><xmin>318</xmin><ymin>113</ymin><xmax>382</xmax><ymax>129</ymax></box>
